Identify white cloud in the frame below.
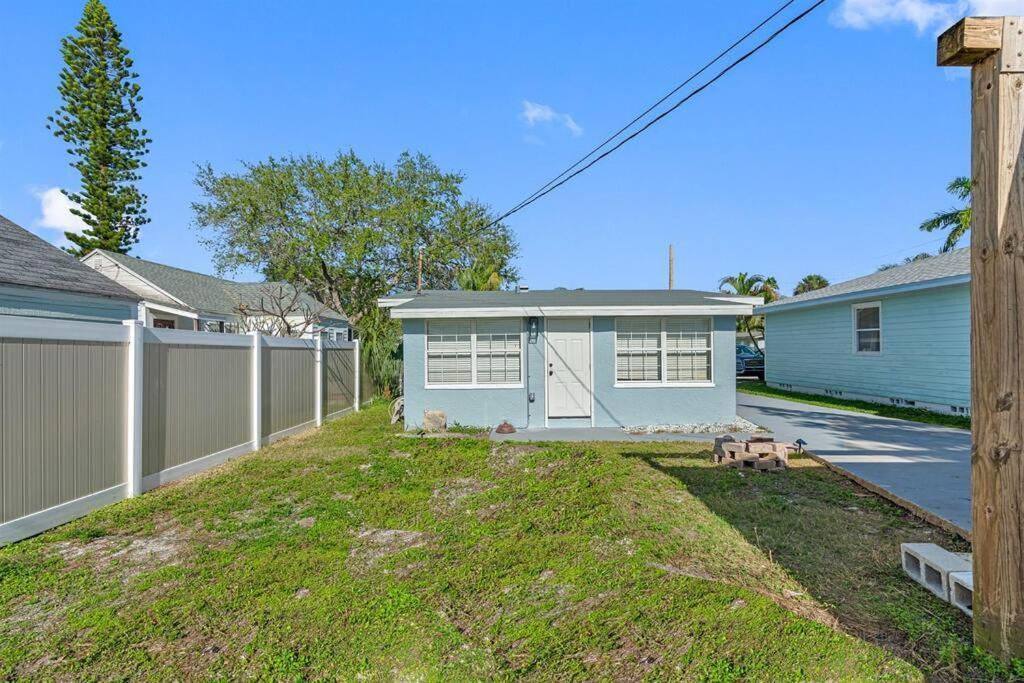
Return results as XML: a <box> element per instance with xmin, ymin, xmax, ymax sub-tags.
<box><xmin>832</xmin><ymin>0</ymin><xmax>1024</xmax><ymax>33</ymax></box>
<box><xmin>35</xmin><ymin>187</ymin><xmax>89</xmax><ymax>235</ymax></box>
<box><xmin>520</xmin><ymin>100</ymin><xmax>583</xmax><ymax>137</ymax></box>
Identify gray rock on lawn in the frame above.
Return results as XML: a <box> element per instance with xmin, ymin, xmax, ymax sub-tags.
<box><xmin>423</xmin><ymin>410</ymin><xmax>447</xmax><ymax>433</ymax></box>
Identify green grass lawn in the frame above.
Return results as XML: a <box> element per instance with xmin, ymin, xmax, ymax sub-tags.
<box><xmin>1</xmin><ymin>404</ymin><xmax>1017</xmax><ymax>681</ymax></box>
<box><xmin>738</xmin><ymin>381</ymin><xmax>972</xmax><ymax>430</ymax></box>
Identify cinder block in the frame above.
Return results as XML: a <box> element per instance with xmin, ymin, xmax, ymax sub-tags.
<box><xmin>713</xmin><ymin>436</ymin><xmax>735</xmax><ymax>460</ymax></box>
<box><xmin>901</xmin><ymin>543</ymin><xmax>972</xmax><ymax>601</ymax></box>
<box><xmin>949</xmin><ymin>571</ymin><xmax>973</xmax><ymax>617</ymax></box>
<box><xmin>722</xmin><ymin>443</ymin><xmax>747</xmax><ymax>454</ymax></box>
<box><xmin>746</xmin><ymin>442</ymin><xmax>779</xmax><ymax>454</ymax></box>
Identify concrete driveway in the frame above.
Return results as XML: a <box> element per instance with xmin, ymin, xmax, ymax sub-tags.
<box><xmin>737</xmin><ymin>392</ymin><xmax>971</xmax><ymax>534</ymax></box>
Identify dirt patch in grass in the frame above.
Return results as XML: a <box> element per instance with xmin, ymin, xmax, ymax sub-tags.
<box><xmin>532</xmin><ymin>460</ymin><xmax>565</xmax><ymax>479</ymax></box>
<box><xmin>2</xmin><ymin>591</ymin><xmax>68</xmax><ymax>637</ymax></box>
<box><xmin>431</xmin><ymin>478</ymin><xmax>494</xmax><ymax>512</ymax></box>
<box><xmin>348</xmin><ymin>528</ymin><xmax>428</xmax><ymax>572</ymax></box>
<box><xmin>488</xmin><ymin>444</ymin><xmax>541</xmax><ymax>475</ymax></box>
<box><xmin>50</xmin><ymin>521</ymin><xmax>193</xmax><ymax>582</ymax></box>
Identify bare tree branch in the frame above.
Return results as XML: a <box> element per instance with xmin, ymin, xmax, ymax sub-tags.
<box><xmin>234</xmin><ymin>284</ymin><xmax>329</xmax><ymax>337</ymax></box>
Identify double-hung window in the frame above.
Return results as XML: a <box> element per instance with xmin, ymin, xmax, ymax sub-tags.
<box><xmin>615</xmin><ymin>317</ymin><xmax>712</xmax><ymax>385</ymax></box>
<box><xmin>425</xmin><ymin>319</ymin><xmax>522</xmax><ymax>387</ymax></box>
<box><xmin>853</xmin><ymin>302</ymin><xmax>881</xmax><ymax>354</ymax></box>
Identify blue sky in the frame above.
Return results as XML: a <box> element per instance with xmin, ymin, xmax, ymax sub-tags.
<box><xmin>1</xmin><ymin>0</ymin><xmax>1022</xmax><ymax>294</ymax></box>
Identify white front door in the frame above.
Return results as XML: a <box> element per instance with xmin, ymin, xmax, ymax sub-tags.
<box><xmin>546</xmin><ymin>318</ymin><xmax>592</xmax><ymax>418</ymax></box>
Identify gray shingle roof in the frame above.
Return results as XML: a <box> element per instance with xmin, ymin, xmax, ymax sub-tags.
<box><xmin>95</xmin><ymin>249</ymin><xmax>346</xmax><ymax>320</ymax></box>
<box><xmin>759</xmin><ymin>248</ymin><xmax>970</xmax><ymax>312</ymax></box>
<box><xmin>0</xmin><ymin>214</ymin><xmax>140</xmax><ymax>301</ymax></box>
<box><xmin>383</xmin><ymin>288</ymin><xmax>758</xmax><ymax>310</ymax></box>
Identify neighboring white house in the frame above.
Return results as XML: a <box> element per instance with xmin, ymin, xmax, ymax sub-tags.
<box><xmin>82</xmin><ymin>249</ymin><xmax>349</xmax><ymax>339</ymax></box>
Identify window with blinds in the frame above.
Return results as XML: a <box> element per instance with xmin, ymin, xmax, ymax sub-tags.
<box><xmin>475</xmin><ymin>320</ymin><xmax>522</xmax><ymax>384</ymax></box>
<box><xmin>615</xmin><ymin>318</ymin><xmax>662</xmax><ymax>382</ymax></box>
<box><xmin>616</xmin><ymin>317</ymin><xmax>713</xmax><ymax>384</ymax></box>
<box><xmin>425</xmin><ymin>319</ymin><xmax>522</xmax><ymax>386</ymax></box>
<box><xmin>666</xmin><ymin>318</ymin><xmax>711</xmax><ymax>382</ymax></box>
<box><xmin>426</xmin><ymin>321</ymin><xmax>472</xmax><ymax>385</ymax></box>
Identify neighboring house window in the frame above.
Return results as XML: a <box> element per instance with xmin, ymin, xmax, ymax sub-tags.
<box><xmin>425</xmin><ymin>319</ymin><xmax>522</xmax><ymax>386</ymax></box>
<box><xmin>153</xmin><ymin>318</ymin><xmax>176</xmax><ymax>329</ymax></box>
<box><xmin>200</xmin><ymin>319</ymin><xmax>225</xmax><ymax>333</ymax></box>
<box><xmin>616</xmin><ymin>317</ymin><xmax>713</xmax><ymax>384</ymax></box>
<box><xmin>224</xmin><ymin>322</ymin><xmax>238</xmax><ymax>334</ymax></box>
<box><xmin>853</xmin><ymin>302</ymin><xmax>881</xmax><ymax>353</ymax></box>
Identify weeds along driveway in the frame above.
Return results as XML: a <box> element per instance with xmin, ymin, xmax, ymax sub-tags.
<box><xmin>1</xmin><ymin>404</ymin><xmax>1011</xmax><ymax>681</ymax></box>
<box><xmin>737</xmin><ymin>393</ymin><xmax>972</xmax><ymax>535</ymax></box>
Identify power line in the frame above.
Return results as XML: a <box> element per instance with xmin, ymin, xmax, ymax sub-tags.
<box><xmin>482</xmin><ymin>0</ymin><xmax>828</xmax><ymax>233</ymax></box>
<box><xmin>500</xmin><ymin>0</ymin><xmax>798</xmax><ymax>220</ymax></box>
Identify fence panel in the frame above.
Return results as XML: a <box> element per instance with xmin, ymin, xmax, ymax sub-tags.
<box><xmin>1</xmin><ymin>316</ymin><xmax>364</xmax><ymax>546</ymax></box>
<box><xmin>141</xmin><ymin>331</ymin><xmax>251</xmax><ymax>488</ymax></box>
<box><xmin>1</xmin><ymin>321</ymin><xmax>127</xmax><ymax>538</ymax></box>
<box><xmin>262</xmin><ymin>339</ymin><xmax>315</xmax><ymax>441</ymax></box>
<box><xmin>323</xmin><ymin>344</ymin><xmax>356</xmax><ymax>418</ymax></box>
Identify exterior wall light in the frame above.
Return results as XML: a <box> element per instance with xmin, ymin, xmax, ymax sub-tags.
<box><xmin>528</xmin><ymin>317</ymin><xmax>539</xmax><ymax>343</ymax></box>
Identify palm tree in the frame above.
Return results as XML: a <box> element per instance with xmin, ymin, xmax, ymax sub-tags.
<box><xmin>456</xmin><ymin>260</ymin><xmax>501</xmax><ymax>291</ymax></box>
<box><xmin>718</xmin><ymin>272</ymin><xmax>776</xmax><ymax>355</ymax></box>
<box><xmin>794</xmin><ymin>274</ymin><xmax>829</xmax><ymax>295</ymax></box>
<box><xmin>877</xmin><ymin>252</ymin><xmax>933</xmax><ymax>272</ymax></box>
<box><xmin>920</xmin><ymin>176</ymin><xmax>971</xmax><ymax>253</ymax></box>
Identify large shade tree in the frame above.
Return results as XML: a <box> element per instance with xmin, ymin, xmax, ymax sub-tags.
<box><xmin>192</xmin><ymin>150</ymin><xmax>518</xmax><ymax>394</ymax></box>
<box><xmin>718</xmin><ymin>272</ymin><xmax>777</xmax><ymax>355</ymax></box>
<box><xmin>920</xmin><ymin>176</ymin><xmax>971</xmax><ymax>253</ymax></box>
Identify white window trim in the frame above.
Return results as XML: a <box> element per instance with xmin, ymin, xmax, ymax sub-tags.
<box><xmin>613</xmin><ymin>317</ymin><xmax>716</xmax><ymax>388</ymax></box>
<box><xmin>424</xmin><ymin>319</ymin><xmax>525</xmax><ymax>390</ymax></box>
<box><xmin>852</xmin><ymin>301</ymin><xmax>882</xmax><ymax>355</ymax></box>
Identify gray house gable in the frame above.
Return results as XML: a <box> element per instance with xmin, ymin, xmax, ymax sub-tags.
<box><xmin>0</xmin><ymin>215</ymin><xmax>139</xmax><ymax>302</ymax></box>
<box><xmin>83</xmin><ymin>249</ymin><xmax>346</xmax><ymax>321</ymax></box>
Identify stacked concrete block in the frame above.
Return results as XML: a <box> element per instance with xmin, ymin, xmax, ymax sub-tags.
<box><xmin>713</xmin><ymin>435</ymin><xmax>790</xmax><ymax>472</ymax></box>
<box><xmin>900</xmin><ymin>542</ymin><xmax>972</xmax><ymax>603</ymax></box>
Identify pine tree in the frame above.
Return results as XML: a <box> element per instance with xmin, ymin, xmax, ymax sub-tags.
<box><xmin>47</xmin><ymin>0</ymin><xmax>150</xmax><ymax>255</ymax></box>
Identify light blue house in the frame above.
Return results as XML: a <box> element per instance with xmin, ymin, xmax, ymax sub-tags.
<box><xmin>0</xmin><ymin>214</ymin><xmax>140</xmax><ymax>323</ymax></box>
<box><xmin>380</xmin><ymin>289</ymin><xmax>758</xmax><ymax>430</ymax></box>
<box><xmin>757</xmin><ymin>248</ymin><xmax>970</xmax><ymax>415</ymax></box>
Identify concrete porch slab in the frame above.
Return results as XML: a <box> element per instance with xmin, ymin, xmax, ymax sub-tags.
<box><xmin>490</xmin><ymin>427</ymin><xmax>751</xmax><ymax>443</ymax></box>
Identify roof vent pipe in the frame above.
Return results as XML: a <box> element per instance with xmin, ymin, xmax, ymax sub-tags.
<box><xmin>517</xmin><ymin>284</ymin><xmax>530</xmax><ymax>293</ymax></box>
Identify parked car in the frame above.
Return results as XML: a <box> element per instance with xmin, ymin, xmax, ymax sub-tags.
<box><xmin>736</xmin><ymin>344</ymin><xmax>764</xmax><ymax>379</ymax></box>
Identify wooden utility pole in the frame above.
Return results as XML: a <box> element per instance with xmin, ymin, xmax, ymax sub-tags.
<box><xmin>417</xmin><ymin>247</ymin><xmax>423</xmax><ymax>294</ymax></box>
<box><xmin>939</xmin><ymin>16</ymin><xmax>1024</xmax><ymax>660</ymax></box>
<box><xmin>668</xmin><ymin>244</ymin><xmax>675</xmax><ymax>290</ymax></box>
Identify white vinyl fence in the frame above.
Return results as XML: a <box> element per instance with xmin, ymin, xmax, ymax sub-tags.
<box><xmin>0</xmin><ymin>315</ymin><xmax>372</xmax><ymax>546</ymax></box>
